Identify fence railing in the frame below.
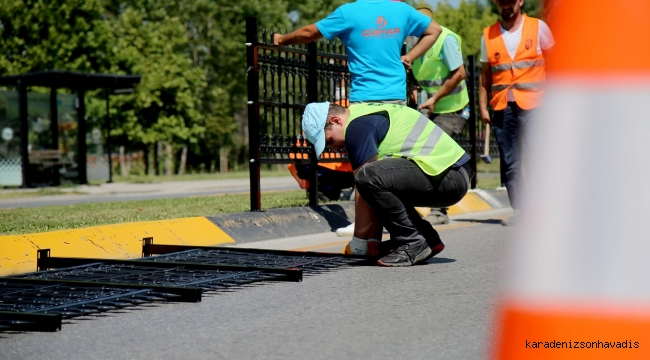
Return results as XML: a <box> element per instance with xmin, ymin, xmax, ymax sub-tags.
<box><xmin>246</xmin><ymin>17</ymin><xmax>496</xmax><ymax>211</ymax></box>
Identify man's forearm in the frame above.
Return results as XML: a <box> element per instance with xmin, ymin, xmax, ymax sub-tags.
<box><xmin>405</xmin><ymin>21</ymin><xmax>442</xmax><ymax>61</ymax></box>
<box><xmin>274</xmin><ymin>24</ymin><xmax>322</xmax><ymax>46</ymax></box>
<box><xmin>478</xmin><ymin>74</ymin><xmax>491</xmax><ymax>112</ymax></box>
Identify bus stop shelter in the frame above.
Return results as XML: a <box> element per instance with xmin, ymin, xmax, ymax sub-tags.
<box><xmin>0</xmin><ymin>70</ymin><xmax>141</xmax><ymax>187</ymax></box>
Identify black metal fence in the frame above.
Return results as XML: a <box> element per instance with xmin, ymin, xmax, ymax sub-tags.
<box><xmin>246</xmin><ymin>17</ymin><xmax>496</xmax><ymax>211</ymax></box>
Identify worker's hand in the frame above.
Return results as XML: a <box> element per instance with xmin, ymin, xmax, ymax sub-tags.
<box><xmin>408</xmin><ymin>83</ymin><xmax>421</xmax><ymax>105</ymax></box>
<box><xmin>419</xmin><ymin>96</ymin><xmax>436</xmax><ymax>113</ymax></box>
<box><xmin>480</xmin><ymin>108</ymin><xmax>491</xmax><ymax>125</ymax></box>
<box><xmin>273</xmin><ymin>34</ymin><xmax>283</xmax><ymax>46</ymax></box>
<box><xmin>401</xmin><ymin>54</ymin><xmax>413</xmax><ymax>70</ymax></box>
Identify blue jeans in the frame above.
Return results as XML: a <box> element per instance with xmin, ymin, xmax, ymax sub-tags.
<box><xmin>355</xmin><ymin>158</ymin><xmax>472</xmax><ymax>244</ymax></box>
<box><xmin>492</xmin><ymin>102</ymin><xmax>536</xmax><ymax>210</ymax></box>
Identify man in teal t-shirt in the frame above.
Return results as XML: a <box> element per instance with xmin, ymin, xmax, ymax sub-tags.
<box><xmin>274</xmin><ymin>0</ymin><xmax>442</xmax><ymax>103</ymax></box>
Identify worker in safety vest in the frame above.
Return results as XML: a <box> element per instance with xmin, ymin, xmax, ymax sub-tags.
<box><xmin>302</xmin><ymin>101</ymin><xmax>473</xmax><ymax>266</ymax></box>
<box><xmin>408</xmin><ymin>7</ymin><xmax>470</xmax><ymax>136</ymax></box>
<box><xmin>478</xmin><ymin>0</ymin><xmax>554</xmax><ymax>226</ymax></box>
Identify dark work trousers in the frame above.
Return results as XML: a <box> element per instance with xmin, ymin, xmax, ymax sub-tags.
<box><xmin>355</xmin><ymin>158</ymin><xmax>473</xmax><ymax>244</ymax></box>
<box><xmin>492</xmin><ymin>101</ymin><xmax>536</xmax><ymax>210</ymax></box>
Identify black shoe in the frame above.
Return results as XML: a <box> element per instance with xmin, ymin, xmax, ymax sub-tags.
<box><xmin>377</xmin><ymin>239</ymin><xmax>432</xmax><ymax>267</ymax></box>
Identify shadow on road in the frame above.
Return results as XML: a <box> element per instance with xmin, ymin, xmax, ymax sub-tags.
<box><xmin>423</xmin><ymin>257</ymin><xmax>456</xmax><ymax>265</ymax></box>
<box><xmin>453</xmin><ymin>218</ymin><xmax>502</xmax><ymax>225</ymax></box>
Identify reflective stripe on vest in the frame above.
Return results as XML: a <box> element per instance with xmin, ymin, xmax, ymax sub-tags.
<box><xmin>491</xmin><ymin>59</ymin><xmax>546</xmax><ymax>73</ymax></box>
<box><xmin>427</xmin><ymin>80</ymin><xmax>467</xmax><ymax>98</ymax></box>
<box><xmin>344</xmin><ymin>103</ymin><xmax>466</xmax><ymax>176</ymax></box>
<box><xmin>492</xmin><ymin>81</ymin><xmax>545</xmax><ymax>92</ymax></box>
<box><xmin>411</xmin><ymin>26</ymin><xmax>469</xmax><ymax>113</ymax></box>
<box><xmin>484</xmin><ymin>15</ymin><xmax>547</xmax><ymax>110</ymax></box>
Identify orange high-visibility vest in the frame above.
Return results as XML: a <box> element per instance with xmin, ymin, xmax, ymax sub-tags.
<box><xmin>484</xmin><ymin>15</ymin><xmax>546</xmax><ymax>110</ymax></box>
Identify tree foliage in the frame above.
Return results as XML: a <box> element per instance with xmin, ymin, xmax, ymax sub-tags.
<box><xmin>0</xmin><ymin>0</ymin><xmax>111</xmax><ymax>73</ymax></box>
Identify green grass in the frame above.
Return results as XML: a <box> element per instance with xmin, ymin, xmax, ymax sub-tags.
<box><xmin>0</xmin><ymin>190</ymin><xmax>310</xmax><ymax>235</ymax></box>
<box><xmin>100</xmin><ymin>168</ymin><xmax>292</xmax><ymax>184</ymax></box>
<box><xmin>475</xmin><ymin>158</ymin><xmax>502</xmax><ymax>190</ymax></box>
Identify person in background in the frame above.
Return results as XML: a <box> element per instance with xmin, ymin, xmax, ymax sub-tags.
<box><xmin>409</xmin><ymin>7</ymin><xmax>469</xmax><ymax>137</ymax></box>
<box><xmin>478</xmin><ymin>0</ymin><xmax>554</xmax><ymax>225</ymax></box>
<box><xmin>407</xmin><ymin>7</ymin><xmax>471</xmax><ymax>224</ymax></box>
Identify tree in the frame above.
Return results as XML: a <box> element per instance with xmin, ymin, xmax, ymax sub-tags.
<box><xmin>0</xmin><ymin>0</ymin><xmax>111</xmax><ymax>74</ymax></box>
<box><xmin>104</xmin><ymin>6</ymin><xmax>207</xmax><ymax>174</ymax></box>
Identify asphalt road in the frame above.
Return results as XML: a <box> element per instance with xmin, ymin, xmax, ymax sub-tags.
<box><xmin>0</xmin><ymin>208</ymin><xmax>512</xmax><ymax>360</ymax></box>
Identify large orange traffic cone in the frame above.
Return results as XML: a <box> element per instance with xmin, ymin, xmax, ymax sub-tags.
<box><xmin>491</xmin><ymin>1</ymin><xmax>650</xmax><ymax>359</ymax></box>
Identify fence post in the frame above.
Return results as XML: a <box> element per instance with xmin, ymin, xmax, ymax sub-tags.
<box><xmin>18</xmin><ymin>81</ymin><xmax>29</xmax><ymax>188</ymax></box>
<box><xmin>246</xmin><ymin>16</ymin><xmax>262</xmax><ymax>211</ymax></box>
<box><xmin>306</xmin><ymin>42</ymin><xmax>319</xmax><ymax>207</ymax></box>
<box><xmin>467</xmin><ymin>55</ymin><xmax>478</xmax><ymax>189</ymax></box>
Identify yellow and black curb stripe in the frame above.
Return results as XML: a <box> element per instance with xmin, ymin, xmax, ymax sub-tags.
<box><xmin>0</xmin><ymin>189</ymin><xmax>508</xmax><ymax>276</ymax></box>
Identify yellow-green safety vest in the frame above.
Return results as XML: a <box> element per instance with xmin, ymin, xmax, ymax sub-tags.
<box><xmin>345</xmin><ymin>103</ymin><xmax>466</xmax><ymax>176</ymax></box>
<box><xmin>411</xmin><ymin>26</ymin><xmax>469</xmax><ymax>113</ymax></box>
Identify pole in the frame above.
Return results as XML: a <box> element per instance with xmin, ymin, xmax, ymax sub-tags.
<box><xmin>467</xmin><ymin>55</ymin><xmax>478</xmax><ymax>189</ymax></box>
<box><xmin>105</xmin><ymin>90</ymin><xmax>113</xmax><ymax>183</ymax></box>
<box><xmin>18</xmin><ymin>81</ymin><xmax>29</xmax><ymax>188</ymax></box>
<box><xmin>77</xmin><ymin>88</ymin><xmax>87</xmax><ymax>184</ymax></box>
<box><xmin>246</xmin><ymin>17</ymin><xmax>262</xmax><ymax>211</ymax></box>
<box><xmin>307</xmin><ymin>42</ymin><xmax>319</xmax><ymax>207</ymax></box>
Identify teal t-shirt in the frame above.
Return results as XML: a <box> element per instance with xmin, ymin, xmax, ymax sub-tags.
<box><xmin>316</xmin><ymin>0</ymin><xmax>431</xmax><ymax>102</ymax></box>
<box><xmin>439</xmin><ymin>35</ymin><xmax>464</xmax><ymax>71</ymax></box>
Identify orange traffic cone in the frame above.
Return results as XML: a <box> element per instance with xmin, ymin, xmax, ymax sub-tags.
<box><xmin>491</xmin><ymin>1</ymin><xmax>650</xmax><ymax>359</ymax></box>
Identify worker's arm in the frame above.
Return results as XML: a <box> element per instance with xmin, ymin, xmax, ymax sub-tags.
<box><xmin>478</xmin><ymin>62</ymin><xmax>492</xmax><ymax>125</ymax></box>
<box><xmin>352</xmin><ymin>155</ymin><xmax>383</xmax><ymax>241</ymax></box>
<box><xmin>419</xmin><ymin>64</ymin><xmax>466</xmax><ymax>113</ymax></box>
<box><xmin>273</xmin><ymin>24</ymin><xmax>323</xmax><ymax>46</ymax></box>
<box><xmin>402</xmin><ymin>20</ymin><xmax>442</xmax><ymax>69</ymax></box>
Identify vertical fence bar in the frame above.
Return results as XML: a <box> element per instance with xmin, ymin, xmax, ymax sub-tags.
<box><xmin>467</xmin><ymin>55</ymin><xmax>478</xmax><ymax>189</ymax></box>
<box><xmin>246</xmin><ymin>17</ymin><xmax>261</xmax><ymax>211</ymax></box>
<box><xmin>50</xmin><ymin>87</ymin><xmax>60</xmax><ymax>186</ymax></box>
<box><xmin>307</xmin><ymin>41</ymin><xmax>319</xmax><ymax>207</ymax></box>
<box><xmin>18</xmin><ymin>81</ymin><xmax>29</xmax><ymax>188</ymax></box>
<box><xmin>105</xmin><ymin>90</ymin><xmax>113</xmax><ymax>183</ymax></box>
<box><xmin>77</xmin><ymin>88</ymin><xmax>87</xmax><ymax>185</ymax></box>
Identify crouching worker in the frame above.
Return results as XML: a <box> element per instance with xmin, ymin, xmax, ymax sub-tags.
<box><xmin>302</xmin><ymin>102</ymin><xmax>473</xmax><ymax>267</ymax></box>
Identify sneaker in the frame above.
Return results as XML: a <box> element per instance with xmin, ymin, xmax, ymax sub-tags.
<box><xmin>501</xmin><ymin>210</ymin><xmax>520</xmax><ymax>226</ymax></box>
<box><xmin>336</xmin><ymin>222</ymin><xmax>355</xmax><ymax>237</ymax></box>
<box><xmin>377</xmin><ymin>239</ymin><xmax>432</xmax><ymax>267</ymax></box>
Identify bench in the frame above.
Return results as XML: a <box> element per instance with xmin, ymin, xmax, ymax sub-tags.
<box><xmin>28</xmin><ymin>150</ymin><xmax>72</xmax><ymax>166</ymax></box>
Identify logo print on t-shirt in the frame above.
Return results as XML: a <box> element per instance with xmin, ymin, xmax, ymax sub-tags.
<box><xmin>495</xmin><ymin>52</ymin><xmax>501</xmax><ymax>61</ymax></box>
<box><xmin>362</xmin><ymin>16</ymin><xmax>401</xmax><ymax>38</ymax></box>
<box><xmin>525</xmin><ymin>39</ymin><xmax>533</xmax><ymax>50</ymax></box>
<box><xmin>376</xmin><ymin>16</ymin><xmax>387</xmax><ymax>28</ymax></box>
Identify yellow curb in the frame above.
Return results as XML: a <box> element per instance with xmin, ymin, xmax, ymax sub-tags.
<box><xmin>0</xmin><ymin>217</ymin><xmax>234</xmax><ymax>276</ymax></box>
<box><xmin>447</xmin><ymin>192</ymin><xmax>493</xmax><ymax>215</ymax></box>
